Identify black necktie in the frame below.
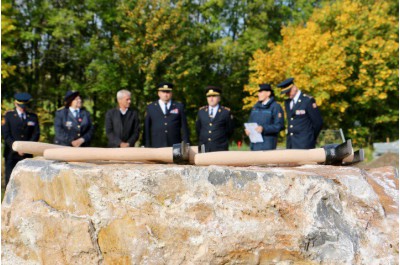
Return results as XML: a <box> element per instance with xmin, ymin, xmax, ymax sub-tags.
<box><xmin>165</xmin><ymin>103</ymin><xmax>168</xmax><ymax>114</ymax></box>
<box><xmin>210</xmin><ymin>108</ymin><xmax>213</xmax><ymax>118</ymax></box>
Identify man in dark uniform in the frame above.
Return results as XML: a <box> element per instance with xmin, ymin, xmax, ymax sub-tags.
<box><xmin>54</xmin><ymin>91</ymin><xmax>94</xmax><ymax>147</ymax></box>
<box><xmin>277</xmin><ymin>77</ymin><xmax>323</xmax><ymax>149</ymax></box>
<box><xmin>145</xmin><ymin>82</ymin><xmax>190</xmax><ymax>147</ymax></box>
<box><xmin>196</xmin><ymin>86</ymin><xmax>234</xmax><ymax>152</ymax></box>
<box><xmin>105</xmin><ymin>89</ymin><xmax>140</xmax><ymax>147</ymax></box>
<box><xmin>245</xmin><ymin>84</ymin><xmax>285</xmax><ymax>150</ymax></box>
<box><xmin>2</xmin><ymin>92</ymin><xmax>40</xmax><ymax>186</ymax></box>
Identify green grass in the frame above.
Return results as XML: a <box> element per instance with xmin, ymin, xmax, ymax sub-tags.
<box><xmin>229</xmin><ymin>141</ymin><xmax>250</xmax><ymax>151</ymax></box>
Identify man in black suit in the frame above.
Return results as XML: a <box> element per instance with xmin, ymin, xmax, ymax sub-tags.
<box><xmin>144</xmin><ymin>82</ymin><xmax>190</xmax><ymax>147</ymax></box>
<box><xmin>105</xmin><ymin>90</ymin><xmax>140</xmax><ymax>147</ymax></box>
<box><xmin>2</xmin><ymin>92</ymin><xmax>40</xmax><ymax>186</ymax></box>
<box><xmin>277</xmin><ymin>77</ymin><xmax>323</xmax><ymax>149</ymax></box>
<box><xmin>54</xmin><ymin>91</ymin><xmax>94</xmax><ymax>147</ymax></box>
<box><xmin>196</xmin><ymin>86</ymin><xmax>234</xmax><ymax>152</ymax></box>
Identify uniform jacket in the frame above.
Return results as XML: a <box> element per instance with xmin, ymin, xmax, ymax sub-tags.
<box><xmin>145</xmin><ymin>100</ymin><xmax>190</xmax><ymax>147</ymax></box>
<box><xmin>248</xmin><ymin>97</ymin><xmax>285</xmax><ymax>151</ymax></box>
<box><xmin>284</xmin><ymin>92</ymin><xmax>323</xmax><ymax>149</ymax></box>
<box><xmin>54</xmin><ymin>107</ymin><xmax>94</xmax><ymax>146</ymax></box>
<box><xmin>196</xmin><ymin>105</ymin><xmax>234</xmax><ymax>152</ymax></box>
<box><xmin>3</xmin><ymin>109</ymin><xmax>40</xmax><ymax>159</ymax></box>
<box><xmin>105</xmin><ymin>108</ymin><xmax>140</xmax><ymax>147</ymax></box>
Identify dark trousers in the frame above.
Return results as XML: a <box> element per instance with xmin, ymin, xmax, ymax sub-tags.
<box><xmin>4</xmin><ymin>155</ymin><xmax>27</xmax><ymax>187</ymax></box>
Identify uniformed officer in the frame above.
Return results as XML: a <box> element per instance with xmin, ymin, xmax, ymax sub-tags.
<box><xmin>54</xmin><ymin>91</ymin><xmax>94</xmax><ymax>147</ymax></box>
<box><xmin>245</xmin><ymin>84</ymin><xmax>285</xmax><ymax>150</ymax></box>
<box><xmin>2</xmin><ymin>92</ymin><xmax>40</xmax><ymax>186</ymax></box>
<box><xmin>277</xmin><ymin>77</ymin><xmax>323</xmax><ymax>149</ymax></box>
<box><xmin>196</xmin><ymin>86</ymin><xmax>234</xmax><ymax>152</ymax></box>
<box><xmin>144</xmin><ymin>82</ymin><xmax>190</xmax><ymax>147</ymax></box>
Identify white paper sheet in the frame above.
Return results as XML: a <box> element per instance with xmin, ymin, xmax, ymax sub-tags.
<box><xmin>244</xmin><ymin>123</ymin><xmax>264</xmax><ymax>143</ymax></box>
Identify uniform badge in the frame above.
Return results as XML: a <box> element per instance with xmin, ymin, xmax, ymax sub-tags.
<box><xmin>278</xmin><ymin>112</ymin><xmax>282</xmax><ymax>118</ymax></box>
<box><xmin>312</xmin><ymin>103</ymin><xmax>317</xmax><ymax>108</ymax></box>
<box><xmin>66</xmin><ymin>121</ymin><xmax>73</xmax><ymax>128</ymax></box>
<box><xmin>27</xmin><ymin>121</ymin><xmax>36</xmax><ymax>126</ymax></box>
<box><xmin>296</xmin><ymin>110</ymin><xmax>306</xmax><ymax>115</ymax></box>
<box><xmin>170</xmin><ymin>108</ymin><xmax>179</xmax><ymax>114</ymax></box>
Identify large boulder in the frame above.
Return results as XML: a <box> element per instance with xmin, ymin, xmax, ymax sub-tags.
<box><xmin>2</xmin><ymin>158</ymin><xmax>398</xmax><ymax>264</ymax></box>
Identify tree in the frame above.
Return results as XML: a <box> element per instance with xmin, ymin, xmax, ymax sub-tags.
<box><xmin>1</xmin><ymin>0</ymin><xmax>330</xmax><ymax>146</ymax></box>
<box><xmin>244</xmin><ymin>0</ymin><xmax>398</xmax><ymax>145</ymax></box>
<box><xmin>1</xmin><ymin>1</ymin><xmax>17</xmax><ymax>81</ymax></box>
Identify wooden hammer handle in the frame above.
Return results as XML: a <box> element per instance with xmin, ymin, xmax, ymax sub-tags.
<box><xmin>12</xmin><ymin>141</ymin><xmax>69</xmax><ymax>156</ymax></box>
<box><xmin>194</xmin><ymin>148</ymin><xmax>327</xmax><ymax>166</ymax></box>
<box><xmin>43</xmin><ymin>146</ymin><xmax>199</xmax><ymax>163</ymax></box>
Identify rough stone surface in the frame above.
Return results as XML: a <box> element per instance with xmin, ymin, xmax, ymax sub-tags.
<box><xmin>2</xmin><ymin>158</ymin><xmax>398</xmax><ymax>265</ymax></box>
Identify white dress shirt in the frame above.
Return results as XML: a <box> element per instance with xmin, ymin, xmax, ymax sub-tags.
<box><xmin>208</xmin><ymin>104</ymin><xmax>219</xmax><ymax>117</ymax></box>
<box><xmin>159</xmin><ymin>99</ymin><xmax>171</xmax><ymax>114</ymax></box>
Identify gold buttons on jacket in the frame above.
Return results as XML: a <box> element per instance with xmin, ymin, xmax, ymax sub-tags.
<box><xmin>209</xmin><ymin>123</ymin><xmax>212</xmax><ymax>126</ymax></box>
<box><xmin>208</xmin><ymin>138</ymin><xmax>211</xmax><ymax>141</ymax></box>
<box><xmin>209</xmin><ymin>131</ymin><xmax>211</xmax><ymax>133</ymax></box>
<box><xmin>165</xmin><ymin>130</ymin><xmax>168</xmax><ymax>133</ymax></box>
<box><xmin>290</xmin><ymin>133</ymin><xmax>293</xmax><ymax>136</ymax></box>
<box><xmin>290</xmin><ymin>125</ymin><xmax>293</xmax><ymax>128</ymax></box>
<box><xmin>291</xmin><ymin>118</ymin><xmax>293</xmax><ymax>121</ymax></box>
<box><xmin>164</xmin><ymin>123</ymin><xmax>167</xmax><ymax>125</ymax></box>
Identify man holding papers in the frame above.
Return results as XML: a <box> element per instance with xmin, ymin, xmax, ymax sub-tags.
<box><xmin>245</xmin><ymin>84</ymin><xmax>284</xmax><ymax>150</ymax></box>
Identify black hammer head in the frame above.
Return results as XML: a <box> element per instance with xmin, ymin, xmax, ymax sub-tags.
<box><xmin>343</xmin><ymin>149</ymin><xmax>365</xmax><ymax>165</ymax></box>
<box><xmin>172</xmin><ymin>141</ymin><xmax>190</xmax><ymax>164</ymax></box>
<box><xmin>323</xmin><ymin>139</ymin><xmax>352</xmax><ymax>165</ymax></box>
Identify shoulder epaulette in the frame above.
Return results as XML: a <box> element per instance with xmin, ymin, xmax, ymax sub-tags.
<box><xmin>4</xmin><ymin>110</ymin><xmax>14</xmax><ymax>115</ymax></box>
<box><xmin>57</xmin><ymin>106</ymin><xmax>66</xmax><ymax>111</ymax></box>
<box><xmin>221</xmin><ymin>106</ymin><xmax>231</xmax><ymax>111</ymax></box>
<box><xmin>199</xmin><ymin>106</ymin><xmax>207</xmax><ymax>110</ymax></box>
<box><xmin>303</xmin><ymin>93</ymin><xmax>313</xmax><ymax>99</ymax></box>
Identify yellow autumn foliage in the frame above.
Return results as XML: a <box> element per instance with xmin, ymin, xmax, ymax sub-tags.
<box><xmin>1</xmin><ymin>2</ymin><xmax>17</xmax><ymax>80</ymax></box>
<box><xmin>244</xmin><ymin>0</ymin><xmax>398</xmax><ymax>141</ymax></box>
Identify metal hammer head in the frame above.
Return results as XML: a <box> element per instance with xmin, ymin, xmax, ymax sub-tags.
<box><xmin>343</xmin><ymin>149</ymin><xmax>365</xmax><ymax>165</ymax></box>
<box><xmin>172</xmin><ymin>141</ymin><xmax>190</xmax><ymax>164</ymax></box>
<box><xmin>323</xmin><ymin>139</ymin><xmax>352</xmax><ymax>165</ymax></box>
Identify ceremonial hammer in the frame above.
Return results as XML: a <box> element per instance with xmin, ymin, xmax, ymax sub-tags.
<box><xmin>13</xmin><ymin>140</ymin><xmax>362</xmax><ymax>166</ymax></box>
<box><xmin>13</xmin><ymin>141</ymin><xmax>196</xmax><ymax>164</ymax></box>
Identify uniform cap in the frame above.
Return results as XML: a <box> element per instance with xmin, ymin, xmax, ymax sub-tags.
<box><xmin>64</xmin><ymin>90</ymin><xmax>80</xmax><ymax>107</ymax></box>
<box><xmin>158</xmin><ymin>82</ymin><xmax>174</xmax><ymax>91</ymax></box>
<box><xmin>14</xmin><ymin>92</ymin><xmax>32</xmax><ymax>109</ymax></box>
<box><xmin>205</xmin><ymin>86</ymin><xmax>221</xmax><ymax>96</ymax></box>
<box><xmin>258</xmin><ymin>84</ymin><xmax>272</xmax><ymax>92</ymax></box>
<box><xmin>277</xmin><ymin>77</ymin><xmax>295</xmax><ymax>94</ymax></box>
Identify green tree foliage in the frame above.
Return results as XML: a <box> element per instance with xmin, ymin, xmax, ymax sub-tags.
<box><xmin>1</xmin><ymin>1</ymin><xmax>17</xmax><ymax>80</ymax></box>
<box><xmin>2</xmin><ymin>0</ymin><xmax>397</xmax><ymax>147</ymax></box>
